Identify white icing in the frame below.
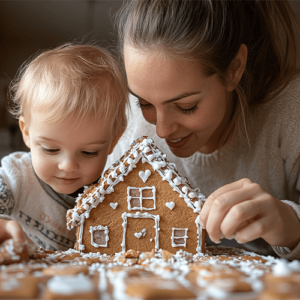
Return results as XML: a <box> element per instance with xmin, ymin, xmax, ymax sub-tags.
<box><xmin>47</xmin><ymin>274</ymin><xmax>94</xmax><ymax>294</ymax></box>
<box><xmin>127</xmin><ymin>186</ymin><xmax>156</xmax><ymax>211</ymax></box>
<box><xmin>134</xmin><ymin>228</ymin><xmax>147</xmax><ymax>239</ymax></box>
<box><xmin>139</xmin><ymin>169</ymin><xmax>151</xmax><ymax>183</ymax></box>
<box><xmin>173</xmin><ymin>177</ymin><xmax>181</xmax><ymax>185</ymax></box>
<box><xmin>165</xmin><ymin>201</ymin><xmax>175</xmax><ymax>210</ymax></box>
<box><xmin>171</xmin><ymin>228</ymin><xmax>188</xmax><ymax>248</ymax></box>
<box><xmin>1</xmin><ymin>278</ymin><xmax>20</xmax><ymax>291</ymax></box>
<box><xmin>121</xmin><ymin>212</ymin><xmax>160</xmax><ymax>252</ymax></box>
<box><xmin>90</xmin><ymin>225</ymin><xmax>109</xmax><ymax>248</ymax></box>
<box><xmin>273</xmin><ymin>259</ymin><xmax>292</xmax><ymax>276</ymax></box>
<box><xmin>193</xmin><ymin>201</ymin><xmax>201</xmax><ymax>213</ymax></box>
<box><xmin>110</xmin><ymin>202</ymin><xmax>118</xmax><ymax>210</ymax></box>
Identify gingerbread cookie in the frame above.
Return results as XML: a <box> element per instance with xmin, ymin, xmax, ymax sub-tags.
<box><xmin>0</xmin><ymin>239</ymin><xmax>29</xmax><ymax>265</ymax></box>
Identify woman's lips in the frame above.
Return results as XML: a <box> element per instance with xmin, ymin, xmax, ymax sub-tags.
<box><xmin>55</xmin><ymin>177</ymin><xmax>79</xmax><ymax>185</ymax></box>
<box><xmin>165</xmin><ymin>134</ymin><xmax>192</xmax><ymax>149</ymax></box>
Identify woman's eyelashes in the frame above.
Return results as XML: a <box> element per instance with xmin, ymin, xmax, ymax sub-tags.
<box><xmin>135</xmin><ymin>99</ymin><xmax>199</xmax><ymax>115</ymax></box>
<box><xmin>178</xmin><ymin>104</ymin><xmax>199</xmax><ymax>115</ymax></box>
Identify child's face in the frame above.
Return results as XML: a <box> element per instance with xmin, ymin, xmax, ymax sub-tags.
<box><xmin>20</xmin><ymin>113</ymin><xmax>113</xmax><ymax>195</ymax></box>
<box><xmin>124</xmin><ymin>46</ymin><xmax>235</xmax><ymax>157</ymax></box>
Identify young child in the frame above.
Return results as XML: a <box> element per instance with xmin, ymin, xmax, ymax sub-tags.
<box><xmin>0</xmin><ymin>43</ymin><xmax>128</xmax><ymax>250</ymax></box>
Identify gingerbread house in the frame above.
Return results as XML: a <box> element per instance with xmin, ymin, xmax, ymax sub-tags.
<box><xmin>67</xmin><ymin>136</ymin><xmax>206</xmax><ymax>255</ymax></box>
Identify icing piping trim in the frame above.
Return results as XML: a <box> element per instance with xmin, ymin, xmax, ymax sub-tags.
<box><xmin>121</xmin><ymin>212</ymin><xmax>160</xmax><ymax>253</ymax></box>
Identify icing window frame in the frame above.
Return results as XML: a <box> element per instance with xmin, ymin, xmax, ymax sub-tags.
<box><xmin>89</xmin><ymin>225</ymin><xmax>109</xmax><ymax>248</ymax></box>
<box><xmin>171</xmin><ymin>228</ymin><xmax>188</xmax><ymax>247</ymax></box>
<box><xmin>127</xmin><ymin>186</ymin><xmax>156</xmax><ymax>211</ymax></box>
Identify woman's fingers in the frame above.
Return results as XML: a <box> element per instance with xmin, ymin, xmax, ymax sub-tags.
<box><xmin>200</xmin><ymin>179</ymin><xmax>256</xmax><ymax>243</ymax></box>
<box><xmin>200</xmin><ymin>178</ymin><xmax>253</xmax><ymax>228</ymax></box>
<box><xmin>220</xmin><ymin>199</ymin><xmax>262</xmax><ymax>239</ymax></box>
<box><xmin>233</xmin><ymin>216</ymin><xmax>270</xmax><ymax>244</ymax></box>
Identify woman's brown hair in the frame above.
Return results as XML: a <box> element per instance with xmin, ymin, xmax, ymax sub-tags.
<box><xmin>116</xmin><ymin>0</ymin><xmax>300</xmax><ymax>148</ymax></box>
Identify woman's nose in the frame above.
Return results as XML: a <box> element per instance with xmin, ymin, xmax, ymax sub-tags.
<box><xmin>58</xmin><ymin>156</ymin><xmax>79</xmax><ymax>172</ymax></box>
<box><xmin>155</xmin><ymin>112</ymin><xmax>179</xmax><ymax>139</ymax></box>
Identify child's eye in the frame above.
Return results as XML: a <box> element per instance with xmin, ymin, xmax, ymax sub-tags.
<box><xmin>42</xmin><ymin>147</ymin><xmax>59</xmax><ymax>154</ymax></box>
<box><xmin>177</xmin><ymin>104</ymin><xmax>199</xmax><ymax>115</ymax></box>
<box><xmin>82</xmin><ymin>151</ymin><xmax>99</xmax><ymax>157</ymax></box>
<box><xmin>136</xmin><ymin>99</ymin><xmax>153</xmax><ymax>110</ymax></box>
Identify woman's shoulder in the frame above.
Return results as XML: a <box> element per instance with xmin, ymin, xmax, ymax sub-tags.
<box><xmin>271</xmin><ymin>75</ymin><xmax>300</xmax><ymax>112</ymax></box>
<box><xmin>253</xmin><ymin>75</ymin><xmax>300</xmax><ymax>123</ymax></box>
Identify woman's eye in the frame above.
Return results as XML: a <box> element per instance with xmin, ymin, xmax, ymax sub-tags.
<box><xmin>136</xmin><ymin>99</ymin><xmax>153</xmax><ymax>110</ymax></box>
<box><xmin>178</xmin><ymin>104</ymin><xmax>199</xmax><ymax>115</ymax></box>
<box><xmin>82</xmin><ymin>151</ymin><xmax>98</xmax><ymax>157</ymax></box>
<box><xmin>42</xmin><ymin>147</ymin><xmax>59</xmax><ymax>154</ymax></box>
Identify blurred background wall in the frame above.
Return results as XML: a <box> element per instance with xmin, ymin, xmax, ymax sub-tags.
<box><xmin>0</xmin><ymin>0</ymin><xmax>123</xmax><ymax>160</ymax></box>
<box><xmin>0</xmin><ymin>0</ymin><xmax>300</xmax><ymax>161</ymax></box>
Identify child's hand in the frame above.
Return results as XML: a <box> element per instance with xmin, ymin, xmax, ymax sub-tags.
<box><xmin>0</xmin><ymin>219</ymin><xmax>27</xmax><ymax>244</ymax></box>
<box><xmin>199</xmin><ymin>178</ymin><xmax>300</xmax><ymax>249</ymax></box>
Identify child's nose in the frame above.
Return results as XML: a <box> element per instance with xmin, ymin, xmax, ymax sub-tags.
<box><xmin>58</xmin><ymin>157</ymin><xmax>79</xmax><ymax>172</ymax></box>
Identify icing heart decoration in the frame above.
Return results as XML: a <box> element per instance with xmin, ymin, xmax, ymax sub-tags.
<box><xmin>166</xmin><ymin>201</ymin><xmax>175</xmax><ymax>210</ymax></box>
<box><xmin>110</xmin><ymin>202</ymin><xmax>118</xmax><ymax>209</ymax></box>
<box><xmin>139</xmin><ymin>170</ymin><xmax>151</xmax><ymax>183</ymax></box>
<box><xmin>134</xmin><ymin>228</ymin><xmax>147</xmax><ymax>239</ymax></box>
<box><xmin>134</xmin><ymin>232</ymin><xmax>142</xmax><ymax>238</ymax></box>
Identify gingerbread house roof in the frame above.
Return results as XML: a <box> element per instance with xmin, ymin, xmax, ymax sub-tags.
<box><xmin>67</xmin><ymin>136</ymin><xmax>206</xmax><ymax>230</ymax></box>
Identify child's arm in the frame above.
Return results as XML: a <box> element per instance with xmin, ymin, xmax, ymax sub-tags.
<box><xmin>199</xmin><ymin>178</ymin><xmax>300</xmax><ymax>250</ymax></box>
<box><xmin>0</xmin><ymin>218</ymin><xmax>26</xmax><ymax>243</ymax></box>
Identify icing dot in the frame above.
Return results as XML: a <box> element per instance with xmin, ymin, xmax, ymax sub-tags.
<box><xmin>143</xmin><ymin>146</ymin><xmax>150</xmax><ymax>153</ymax></box>
<box><xmin>182</xmin><ymin>186</ymin><xmax>189</xmax><ymax>193</ymax></box>
<box><xmin>165</xmin><ymin>170</ymin><xmax>173</xmax><ymax>179</ymax></box>
<box><xmin>189</xmin><ymin>192</ymin><xmax>197</xmax><ymax>198</ymax></box>
<box><xmin>173</xmin><ymin>177</ymin><xmax>181</xmax><ymax>185</ymax></box>
<box><xmin>153</xmin><ymin>162</ymin><xmax>161</xmax><ymax>170</ymax></box>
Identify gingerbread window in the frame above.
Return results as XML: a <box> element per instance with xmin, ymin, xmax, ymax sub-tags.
<box><xmin>127</xmin><ymin>187</ymin><xmax>156</xmax><ymax>211</ymax></box>
<box><xmin>90</xmin><ymin>225</ymin><xmax>109</xmax><ymax>247</ymax></box>
<box><xmin>171</xmin><ymin>228</ymin><xmax>188</xmax><ymax>247</ymax></box>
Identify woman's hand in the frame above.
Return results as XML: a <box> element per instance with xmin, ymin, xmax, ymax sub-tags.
<box><xmin>0</xmin><ymin>219</ymin><xmax>27</xmax><ymax>244</ymax></box>
<box><xmin>199</xmin><ymin>178</ymin><xmax>300</xmax><ymax>249</ymax></box>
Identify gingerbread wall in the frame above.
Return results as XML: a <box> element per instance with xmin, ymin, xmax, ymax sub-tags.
<box><xmin>78</xmin><ymin>160</ymin><xmax>200</xmax><ymax>255</ymax></box>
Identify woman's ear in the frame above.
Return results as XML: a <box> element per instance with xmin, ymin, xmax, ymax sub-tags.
<box><xmin>226</xmin><ymin>44</ymin><xmax>248</xmax><ymax>91</ymax></box>
<box><xmin>109</xmin><ymin>130</ymin><xmax>125</xmax><ymax>154</ymax></box>
<box><xmin>19</xmin><ymin>116</ymin><xmax>31</xmax><ymax>149</ymax></box>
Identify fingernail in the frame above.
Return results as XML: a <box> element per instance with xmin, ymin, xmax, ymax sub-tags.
<box><xmin>220</xmin><ymin>233</ymin><xmax>224</xmax><ymax>240</ymax></box>
<box><xmin>227</xmin><ymin>235</ymin><xmax>234</xmax><ymax>240</ymax></box>
<box><xmin>234</xmin><ymin>236</ymin><xmax>242</xmax><ymax>244</ymax></box>
<box><xmin>212</xmin><ymin>239</ymin><xmax>221</xmax><ymax>244</ymax></box>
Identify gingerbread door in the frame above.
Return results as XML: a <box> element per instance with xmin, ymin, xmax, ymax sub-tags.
<box><xmin>121</xmin><ymin>212</ymin><xmax>160</xmax><ymax>252</ymax></box>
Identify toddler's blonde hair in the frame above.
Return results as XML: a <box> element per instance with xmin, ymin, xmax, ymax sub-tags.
<box><xmin>9</xmin><ymin>43</ymin><xmax>128</xmax><ymax>137</ymax></box>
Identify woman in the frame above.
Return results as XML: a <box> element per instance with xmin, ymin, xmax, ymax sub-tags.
<box><xmin>106</xmin><ymin>0</ymin><xmax>300</xmax><ymax>259</ymax></box>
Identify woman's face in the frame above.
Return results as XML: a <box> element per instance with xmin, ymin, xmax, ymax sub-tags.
<box><xmin>124</xmin><ymin>46</ymin><xmax>234</xmax><ymax>157</ymax></box>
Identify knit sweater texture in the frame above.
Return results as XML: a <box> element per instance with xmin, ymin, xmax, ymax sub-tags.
<box><xmin>0</xmin><ymin>152</ymin><xmax>76</xmax><ymax>250</ymax></box>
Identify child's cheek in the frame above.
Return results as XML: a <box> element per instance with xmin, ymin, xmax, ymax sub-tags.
<box><xmin>31</xmin><ymin>151</ymin><xmax>55</xmax><ymax>183</ymax></box>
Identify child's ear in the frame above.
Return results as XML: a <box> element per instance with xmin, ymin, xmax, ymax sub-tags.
<box><xmin>19</xmin><ymin>116</ymin><xmax>31</xmax><ymax>149</ymax></box>
<box><xmin>226</xmin><ymin>43</ymin><xmax>247</xmax><ymax>91</ymax></box>
<box><xmin>109</xmin><ymin>130</ymin><xmax>124</xmax><ymax>154</ymax></box>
